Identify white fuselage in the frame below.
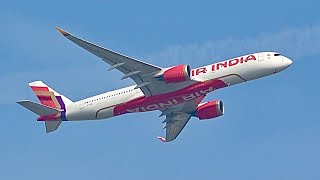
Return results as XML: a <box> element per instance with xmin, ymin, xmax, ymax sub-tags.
<box><xmin>65</xmin><ymin>52</ymin><xmax>292</xmax><ymax>121</ymax></box>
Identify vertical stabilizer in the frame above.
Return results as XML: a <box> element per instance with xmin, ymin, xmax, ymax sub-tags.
<box><xmin>25</xmin><ymin>81</ymin><xmax>73</xmax><ymax>132</ymax></box>
<box><xmin>29</xmin><ymin>81</ymin><xmax>73</xmax><ymax>108</ymax></box>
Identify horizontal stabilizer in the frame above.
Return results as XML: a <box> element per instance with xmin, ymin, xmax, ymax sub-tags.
<box><xmin>17</xmin><ymin>100</ymin><xmax>62</xmax><ymax>116</ymax></box>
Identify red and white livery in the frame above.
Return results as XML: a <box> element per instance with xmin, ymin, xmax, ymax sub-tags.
<box><xmin>17</xmin><ymin>28</ymin><xmax>292</xmax><ymax>142</ymax></box>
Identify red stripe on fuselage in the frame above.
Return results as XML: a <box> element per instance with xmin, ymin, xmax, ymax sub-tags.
<box><xmin>112</xmin><ymin>79</ymin><xmax>227</xmax><ymax>115</ymax></box>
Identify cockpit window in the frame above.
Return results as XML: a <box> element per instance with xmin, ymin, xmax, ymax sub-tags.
<box><xmin>274</xmin><ymin>53</ymin><xmax>281</xmax><ymax>56</ymax></box>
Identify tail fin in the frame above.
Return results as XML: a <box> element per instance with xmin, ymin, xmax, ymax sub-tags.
<box><xmin>29</xmin><ymin>81</ymin><xmax>73</xmax><ymax>109</ymax></box>
<box><xmin>18</xmin><ymin>81</ymin><xmax>73</xmax><ymax>133</ymax></box>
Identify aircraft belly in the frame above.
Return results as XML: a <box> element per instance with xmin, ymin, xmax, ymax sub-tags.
<box><xmin>198</xmin><ymin>67</ymin><xmax>246</xmax><ymax>87</ymax></box>
<box><xmin>219</xmin><ymin>74</ymin><xmax>246</xmax><ymax>86</ymax></box>
<box><xmin>239</xmin><ymin>65</ymin><xmax>275</xmax><ymax>81</ymax></box>
<box><xmin>66</xmin><ymin>106</ymin><xmax>96</xmax><ymax>120</ymax></box>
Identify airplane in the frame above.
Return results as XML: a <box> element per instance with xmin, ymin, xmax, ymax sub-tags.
<box><xmin>17</xmin><ymin>27</ymin><xmax>293</xmax><ymax>142</ymax></box>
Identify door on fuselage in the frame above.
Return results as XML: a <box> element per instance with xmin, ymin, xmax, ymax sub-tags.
<box><xmin>258</xmin><ymin>53</ymin><xmax>264</xmax><ymax>61</ymax></box>
<box><xmin>80</xmin><ymin>101</ymin><xmax>86</xmax><ymax>110</ymax></box>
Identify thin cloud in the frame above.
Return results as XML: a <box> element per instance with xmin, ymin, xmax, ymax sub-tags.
<box><xmin>144</xmin><ymin>26</ymin><xmax>320</xmax><ymax>66</ymax></box>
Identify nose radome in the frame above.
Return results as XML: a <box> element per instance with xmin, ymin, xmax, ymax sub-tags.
<box><xmin>284</xmin><ymin>57</ymin><xmax>293</xmax><ymax>66</ymax></box>
<box><xmin>275</xmin><ymin>56</ymin><xmax>293</xmax><ymax>73</ymax></box>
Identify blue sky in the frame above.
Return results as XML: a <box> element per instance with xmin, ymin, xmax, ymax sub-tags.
<box><xmin>1</xmin><ymin>0</ymin><xmax>320</xmax><ymax>179</ymax></box>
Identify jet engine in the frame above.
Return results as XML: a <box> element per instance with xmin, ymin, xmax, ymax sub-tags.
<box><xmin>156</xmin><ymin>64</ymin><xmax>191</xmax><ymax>83</ymax></box>
<box><xmin>195</xmin><ymin>100</ymin><xmax>224</xmax><ymax>120</ymax></box>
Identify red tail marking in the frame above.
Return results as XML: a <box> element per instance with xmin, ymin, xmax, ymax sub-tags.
<box><xmin>31</xmin><ymin>86</ymin><xmax>49</xmax><ymax>91</ymax></box>
<box><xmin>37</xmin><ymin>96</ymin><xmax>56</xmax><ymax>108</ymax></box>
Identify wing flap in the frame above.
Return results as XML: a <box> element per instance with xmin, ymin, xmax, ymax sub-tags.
<box><xmin>158</xmin><ymin>96</ymin><xmax>205</xmax><ymax>142</ymax></box>
<box><xmin>164</xmin><ymin>112</ymin><xmax>192</xmax><ymax>142</ymax></box>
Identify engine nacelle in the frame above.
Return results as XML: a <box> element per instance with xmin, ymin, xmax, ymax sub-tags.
<box><xmin>195</xmin><ymin>100</ymin><xmax>224</xmax><ymax>120</ymax></box>
<box><xmin>160</xmin><ymin>64</ymin><xmax>191</xmax><ymax>83</ymax></box>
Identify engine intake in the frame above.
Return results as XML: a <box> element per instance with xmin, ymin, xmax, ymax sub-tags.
<box><xmin>159</xmin><ymin>64</ymin><xmax>191</xmax><ymax>83</ymax></box>
<box><xmin>195</xmin><ymin>100</ymin><xmax>224</xmax><ymax>120</ymax></box>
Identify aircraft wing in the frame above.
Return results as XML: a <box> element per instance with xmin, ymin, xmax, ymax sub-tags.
<box><xmin>56</xmin><ymin>28</ymin><xmax>163</xmax><ymax>97</ymax></box>
<box><xmin>162</xmin><ymin>112</ymin><xmax>192</xmax><ymax>142</ymax></box>
<box><xmin>159</xmin><ymin>96</ymin><xmax>205</xmax><ymax>142</ymax></box>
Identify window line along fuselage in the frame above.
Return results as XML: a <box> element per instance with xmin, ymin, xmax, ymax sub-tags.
<box><xmin>64</xmin><ymin>52</ymin><xmax>284</xmax><ymax>121</ymax></box>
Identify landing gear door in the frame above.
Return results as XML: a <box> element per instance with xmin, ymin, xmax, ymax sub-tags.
<box><xmin>258</xmin><ymin>53</ymin><xmax>264</xmax><ymax>61</ymax></box>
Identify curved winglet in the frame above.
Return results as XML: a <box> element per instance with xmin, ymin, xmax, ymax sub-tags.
<box><xmin>56</xmin><ymin>27</ymin><xmax>70</xmax><ymax>36</ymax></box>
<box><xmin>157</xmin><ymin>136</ymin><xmax>166</xmax><ymax>143</ymax></box>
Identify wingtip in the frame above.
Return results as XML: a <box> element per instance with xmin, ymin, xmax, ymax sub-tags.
<box><xmin>16</xmin><ymin>100</ymin><xmax>27</xmax><ymax>104</ymax></box>
<box><xmin>55</xmin><ymin>27</ymin><xmax>70</xmax><ymax>36</ymax></box>
<box><xmin>157</xmin><ymin>136</ymin><xmax>166</xmax><ymax>143</ymax></box>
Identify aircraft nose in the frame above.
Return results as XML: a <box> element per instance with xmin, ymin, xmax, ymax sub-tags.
<box><xmin>283</xmin><ymin>56</ymin><xmax>293</xmax><ymax>67</ymax></box>
<box><xmin>275</xmin><ymin>56</ymin><xmax>293</xmax><ymax>73</ymax></box>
